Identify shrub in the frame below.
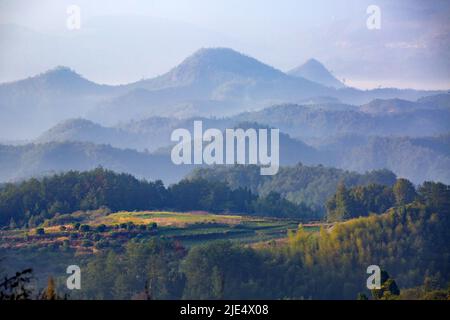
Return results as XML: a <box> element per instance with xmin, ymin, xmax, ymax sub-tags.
<box><xmin>79</xmin><ymin>224</ymin><xmax>90</xmax><ymax>232</ymax></box>
<box><xmin>96</xmin><ymin>224</ymin><xmax>107</xmax><ymax>232</ymax></box>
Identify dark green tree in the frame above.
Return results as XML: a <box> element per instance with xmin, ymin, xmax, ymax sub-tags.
<box><xmin>393</xmin><ymin>178</ymin><xmax>417</xmax><ymax>206</ymax></box>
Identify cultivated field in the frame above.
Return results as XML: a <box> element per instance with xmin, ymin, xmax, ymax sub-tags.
<box><xmin>1</xmin><ymin>210</ymin><xmax>324</xmax><ymax>253</ymax></box>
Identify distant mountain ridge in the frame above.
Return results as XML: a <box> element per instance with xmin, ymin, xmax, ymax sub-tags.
<box><xmin>37</xmin><ymin>95</ymin><xmax>450</xmax><ymax>153</ymax></box>
<box><xmin>318</xmin><ymin>134</ymin><xmax>450</xmax><ymax>184</ymax></box>
<box><xmin>0</xmin><ymin>141</ymin><xmax>192</xmax><ymax>184</ymax></box>
<box><xmin>0</xmin><ymin>47</ymin><xmax>444</xmax><ymax>139</ymax></box>
<box><xmin>29</xmin><ymin>111</ymin><xmax>450</xmax><ymax>185</ymax></box>
<box><xmin>31</xmin><ymin>92</ymin><xmax>450</xmax><ymax>184</ymax></box>
<box><xmin>0</xmin><ymin>66</ymin><xmax>116</xmax><ymax>96</ymax></box>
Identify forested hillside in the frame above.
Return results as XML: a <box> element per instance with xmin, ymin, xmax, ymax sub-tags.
<box><xmin>319</xmin><ymin>134</ymin><xmax>450</xmax><ymax>184</ymax></box>
<box><xmin>190</xmin><ymin>164</ymin><xmax>397</xmax><ymax>213</ymax></box>
<box><xmin>233</xmin><ymin>101</ymin><xmax>450</xmax><ymax>139</ymax></box>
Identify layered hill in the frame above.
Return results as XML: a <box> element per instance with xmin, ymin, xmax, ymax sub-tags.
<box><xmin>0</xmin><ymin>141</ymin><xmax>192</xmax><ymax>184</ymax></box>
<box><xmin>0</xmin><ymin>48</ymin><xmax>443</xmax><ymax>139</ymax></box>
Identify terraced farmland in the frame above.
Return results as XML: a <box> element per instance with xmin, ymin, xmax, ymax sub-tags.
<box><xmin>0</xmin><ymin>210</ymin><xmax>321</xmax><ymax>252</ymax></box>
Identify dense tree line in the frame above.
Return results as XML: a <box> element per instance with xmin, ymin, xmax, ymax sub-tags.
<box><xmin>0</xmin><ymin>168</ymin><xmax>315</xmax><ymax>228</ymax></box>
<box><xmin>325</xmin><ymin>178</ymin><xmax>447</xmax><ymax>221</ymax></box>
<box><xmin>190</xmin><ymin>164</ymin><xmax>397</xmax><ymax>214</ymax></box>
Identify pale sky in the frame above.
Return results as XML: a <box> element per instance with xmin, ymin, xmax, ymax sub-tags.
<box><xmin>0</xmin><ymin>0</ymin><xmax>449</xmax><ymax>89</ymax></box>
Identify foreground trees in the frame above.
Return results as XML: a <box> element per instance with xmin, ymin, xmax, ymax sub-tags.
<box><xmin>1</xmin><ymin>169</ymin><xmax>448</xmax><ymax>300</ymax></box>
<box><xmin>4</xmin><ymin>183</ymin><xmax>448</xmax><ymax>300</ymax></box>
<box><xmin>74</xmin><ymin>183</ymin><xmax>449</xmax><ymax>300</ymax></box>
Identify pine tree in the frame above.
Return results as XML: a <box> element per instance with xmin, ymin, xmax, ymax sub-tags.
<box><xmin>329</xmin><ymin>183</ymin><xmax>354</xmax><ymax>221</ymax></box>
<box><xmin>393</xmin><ymin>178</ymin><xmax>417</xmax><ymax>206</ymax></box>
<box><xmin>43</xmin><ymin>277</ymin><xmax>57</xmax><ymax>300</ymax></box>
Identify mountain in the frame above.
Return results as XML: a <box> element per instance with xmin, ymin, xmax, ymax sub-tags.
<box><xmin>37</xmin><ymin>116</ymin><xmax>322</xmax><ymax>164</ymax></box>
<box><xmin>1</xmin><ymin>48</ymin><xmax>445</xmax><ymax>139</ymax></box>
<box><xmin>34</xmin><ymin>91</ymin><xmax>450</xmax><ymax>184</ymax></box>
<box><xmin>0</xmin><ymin>67</ymin><xmax>118</xmax><ymax>140</ymax></box>
<box><xmin>288</xmin><ymin>58</ymin><xmax>345</xmax><ymax>89</ymax></box>
<box><xmin>131</xmin><ymin>47</ymin><xmax>289</xmax><ymax>90</ymax></box>
<box><xmin>0</xmin><ymin>66</ymin><xmax>107</xmax><ymax>93</ymax></box>
<box><xmin>360</xmin><ymin>98</ymin><xmax>427</xmax><ymax>114</ymax></box>
<box><xmin>89</xmin><ymin>48</ymin><xmax>332</xmax><ymax>123</ymax></box>
<box><xmin>232</xmin><ymin>101</ymin><xmax>450</xmax><ymax>139</ymax></box>
<box><xmin>35</xmin><ymin>118</ymin><xmax>143</xmax><ymax>150</ymax></box>
<box><xmin>359</xmin><ymin>95</ymin><xmax>450</xmax><ymax>115</ymax></box>
<box><xmin>0</xmin><ymin>16</ymin><xmax>236</xmax><ymax>84</ymax></box>
<box><xmin>318</xmin><ymin>134</ymin><xmax>450</xmax><ymax>184</ymax></box>
<box><xmin>37</xmin><ymin>117</ymin><xmax>223</xmax><ymax>152</ymax></box>
<box><xmin>417</xmin><ymin>93</ymin><xmax>450</xmax><ymax>109</ymax></box>
<box><xmin>91</xmin><ymin>48</ymin><xmax>441</xmax><ymax>124</ymax></box>
<box><xmin>0</xmin><ymin>141</ymin><xmax>192</xmax><ymax>184</ymax></box>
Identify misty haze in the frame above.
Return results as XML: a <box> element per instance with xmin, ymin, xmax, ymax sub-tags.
<box><xmin>0</xmin><ymin>0</ymin><xmax>449</xmax><ymax>303</ymax></box>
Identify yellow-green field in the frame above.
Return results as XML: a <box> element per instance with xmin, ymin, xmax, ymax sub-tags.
<box><xmin>96</xmin><ymin>211</ymin><xmax>251</xmax><ymax>227</ymax></box>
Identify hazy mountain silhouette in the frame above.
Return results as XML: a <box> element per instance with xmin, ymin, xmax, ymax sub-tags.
<box><xmin>0</xmin><ymin>67</ymin><xmax>118</xmax><ymax>139</ymax></box>
<box><xmin>361</xmin><ymin>98</ymin><xmax>424</xmax><ymax>114</ymax></box>
<box><xmin>131</xmin><ymin>48</ymin><xmax>289</xmax><ymax>90</ymax></box>
<box><xmin>319</xmin><ymin>134</ymin><xmax>450</xmax><ymax>184</ymax></box>
<box><xmin>0</xmin><ymin>47</ymin><xmax>445</xmax><ymax>139</ymax></box>
<box><xmin>30</xmin><ymin>95</ymin><xmax>450</xmax><ymax>185</ymax></box>
<box><xmin>89</xmin><ymin>48</ymin><xmax>331</xmax><ymax>123</ymax></box>
<box><xmin>37</xmin><ymin>117</ymin><xmax>322</xmax><ymax>164</ymax></box>
<box><xmin>36</xmin><ymin>118</ymin><xmax>140</xmax><ymax>149</ymax></box>
<box><xmin>0</xmin><ymin>141</ymin><xmax>192</xmax><ymax>184</ymax></box>
<box><xmin>288</xmin><ymin>58</ymin><xmax>345</xmax><ymax>89</ymax></box>
<box><xmin>233</xmin><ymin>100</ymin><xmax>450</xmax><ymax>139</ymax></box>
<box><xmin>417</xmin><ymin>93</ymin><xmax>450</xmax><ymax>109</ymax></box>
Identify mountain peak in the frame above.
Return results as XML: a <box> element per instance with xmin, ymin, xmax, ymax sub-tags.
<box><xmin>183</xmin><ymin>47</ymin><xmax>285</xmax><ymax>76</ymax></box>
<box><xmin>154</xmin><ymin>47</ymin><xmax>286</xmax><ymax>87</ymax></box>
<box><xmin>190</xmin><ymin>47</ymin><xmax>243</xmax><ymax>58</ymax></box>
<box><xmin>39</xmin><ymin>66</ymin><xmax>85</xmax><ymax>82</ymax></box>
<box><xmin>303</xmin><ymin>58</ymin><xmax>323</xmax><ymax>67</ymax></box>
<box><xmin>47</xmin><ymin>65</ymin><xmax>77</xmax><ymax>73</ymax></box>
<box><xmin>288</xmin><ymin>58</ymin><xmax>344</xmax><ymax>89</ymax></box>
<box><xmin>2</xmin><ymin>65</ymin><xmax>110</xmax><ymax>93</ymax></box>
